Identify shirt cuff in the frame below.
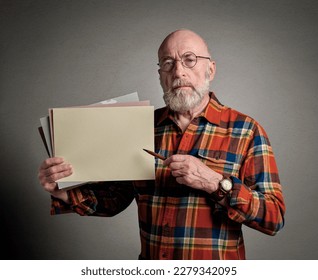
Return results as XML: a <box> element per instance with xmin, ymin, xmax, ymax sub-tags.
<box><xmin>226</xmin><ymin>176</ymin><xmax>252</xmax><ymax>223</ymax></box>
<box><xmin>50</xmin><ymin>195</ymin><xmax>73</xmax><ymax>215</ymax></box>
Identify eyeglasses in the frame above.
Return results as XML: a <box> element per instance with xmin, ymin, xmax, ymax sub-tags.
<box><xmin>158</xmin><ymin>51</ymin><xmax>211</xmax><ymax>72</ymax></box>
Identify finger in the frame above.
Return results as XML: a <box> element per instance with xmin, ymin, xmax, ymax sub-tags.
<box><xmin>175</xmin><ymin>175</ymin><xmax>194</xmax><ymax>186</ymax></box>
<box><xmin>176</xmin><ymin>176</ymin><xmax>185</xmax><ymax>185</ymax></box>
<box><xmin>163</xmin><ymin>154</ymin><xmax>187</xmax><ymax>165</ymax></box>
<box><xmin>38</xmin><ymin>163</ymin><xmax>72</xmax><ymax>186</ymax></box>
<box><xmin>171</xmin><ymin>168</ymin><xmax>191</xmax><ymax>177</ymax></box>
<box><xmin>171</xmin><ymin>170</ymin><xmax>183</xmax><ymax>177</ymax></box>
<box><xmin>169</xmin><ymin>161</ymin><xmax>184</xmax><ymax>171</ymax></box>
<box><xmin>45</xmin><ymin>165</ymin><xmax>73</xmax><ymax>183</ymax></box>
<box><xmin>44</xmin><ymin>163</ymin><xmax>72</xmax><ymax>177</ymax></box>
<box><xmin>39</xmin><ymin>163</ymin><xmax>65</xmax><ymax>179</ymax></box>
<box><xmin>49</xmin><ymin>169</ymin><xmax>72</xmax><ymax>183</ymax></box>
<box><xmin>39</xmin><ymin>157</ymin><xmax>64</xmax><ymax>170</ymax></box>
<box><xmin>42</xmin><ymin>181</ymin><xmax>58</xmax><ymax>193</ymax></box>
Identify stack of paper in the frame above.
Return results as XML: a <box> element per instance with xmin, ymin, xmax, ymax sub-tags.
<box><xmin>39</xmin><ymin>92</ymin><xmax>155</xmax><ymax>189</ymax></box>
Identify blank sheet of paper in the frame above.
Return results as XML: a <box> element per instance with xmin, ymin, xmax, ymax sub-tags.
<box><xmin>53</xmin><ymin>106</ymin><xmax>155</xmax><ymax>182</ymax></box>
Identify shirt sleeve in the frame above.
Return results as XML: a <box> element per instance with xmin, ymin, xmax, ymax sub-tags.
<box><xmin>226</xmin><ymin>122</ymin><xmax>286</xmax><ymax>235</ymax></box>
<box><xmin>50</xmin><ymin>181</ymin><xmax>135</xmax><ymax>217</ymax></box>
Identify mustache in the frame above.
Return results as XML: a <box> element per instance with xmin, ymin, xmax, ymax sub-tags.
<box><xmin>171</xmin><ymin>79</ymin><xmax>193</xmax><ymax>90</ymax></box>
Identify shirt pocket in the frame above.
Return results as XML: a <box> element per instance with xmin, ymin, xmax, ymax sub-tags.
<box><xmin>197</xmin><ymin>150</ymin><xmax>241</xmax><ymax>177</ymax></box>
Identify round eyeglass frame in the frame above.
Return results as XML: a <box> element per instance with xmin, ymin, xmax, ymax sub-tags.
<box><xmin>158</xmin><ymin>51</ymin><xmax>211</xmax><ymax>72</ymax></box>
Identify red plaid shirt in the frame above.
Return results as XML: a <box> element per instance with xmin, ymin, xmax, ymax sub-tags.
<box><xmin>51</xmin><ymin>92</ymin><xmax>285</xmax><ymax>259</ymax></box>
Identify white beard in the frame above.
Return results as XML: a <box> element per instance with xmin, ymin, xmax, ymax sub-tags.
<box><xmin>162</xmin><ymin>76</ymin><xmax>210</xmax><ymax>113</ymax></box>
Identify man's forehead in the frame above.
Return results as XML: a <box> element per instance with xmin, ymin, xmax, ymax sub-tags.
<box><xmin>158</xmin><ymin>30</ymin><xmax>209</xmax><ymax>58</ymax></box>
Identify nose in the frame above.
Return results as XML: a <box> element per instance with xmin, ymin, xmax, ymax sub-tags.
<box><xmin>172</xmin><ymin>60</ymin><xmax>186</xmax><ymax>78</ymax></box>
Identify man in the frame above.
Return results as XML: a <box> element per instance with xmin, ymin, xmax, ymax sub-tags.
<box><xmin>38</xmin><ymin>29</ymin><xmax>285</xmax><ymax>259</ymax></box>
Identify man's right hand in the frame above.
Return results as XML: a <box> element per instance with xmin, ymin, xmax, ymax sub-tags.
<box><xmin>38</xmin><ymin>157</ymin><xmax>73</xmax><ymax>203</ymax></box>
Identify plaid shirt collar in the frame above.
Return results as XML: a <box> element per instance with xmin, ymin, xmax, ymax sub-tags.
<box><xmin>156</xmin><ymin>92</ymin><xmax>223</xmax><ymax>126</ymax></box>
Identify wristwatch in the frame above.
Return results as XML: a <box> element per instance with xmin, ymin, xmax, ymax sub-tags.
<box><xmin>211</xmin><ymin>177</ymin><xmax>233</xmax><ymax>201</ymax></box>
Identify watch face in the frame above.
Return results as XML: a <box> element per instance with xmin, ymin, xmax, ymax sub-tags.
<box><xmin>221</xmin><ymin>179</ymin><xmax>232</xmax><ymax>192</ymax></box>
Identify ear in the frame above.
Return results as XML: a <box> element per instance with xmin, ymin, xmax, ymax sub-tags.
<box><xmin>208</xmin><ymin>60</ymin><xmax>216</xmax><ymax>81</ymax></box>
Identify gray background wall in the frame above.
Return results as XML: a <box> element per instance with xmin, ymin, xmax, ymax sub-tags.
<box><xmin>1</xmin><ymin>0</ymin><xmax>317</xmax><ymax>260</ymax></box>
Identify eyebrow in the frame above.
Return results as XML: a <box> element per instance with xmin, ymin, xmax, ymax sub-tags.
<box><xmin>159</xmin><ymin>56</ymin><xmax>174</xmax><ymax>60</ymax></box>
<box><xmin>159</xmin><ymin>51</ymin><xmax>193</xmax><ymax>60</ymax></box>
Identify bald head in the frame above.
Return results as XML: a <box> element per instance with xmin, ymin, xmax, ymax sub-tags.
<box><xmin>158</xmin><ymin>29</ymin><xmax>211</xmax><ymax>59</ymax></box>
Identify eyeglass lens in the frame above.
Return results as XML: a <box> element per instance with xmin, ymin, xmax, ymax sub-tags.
<box><xmin>159</xmin><ymin>52</ymin><xmax>197</xmax><ymax>72</ymax></box>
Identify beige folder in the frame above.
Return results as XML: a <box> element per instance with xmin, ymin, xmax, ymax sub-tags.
<box><xmin>52</xmin><ymin>106</ymin><xmax>155</xmax><ymax>182</ymax></box>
